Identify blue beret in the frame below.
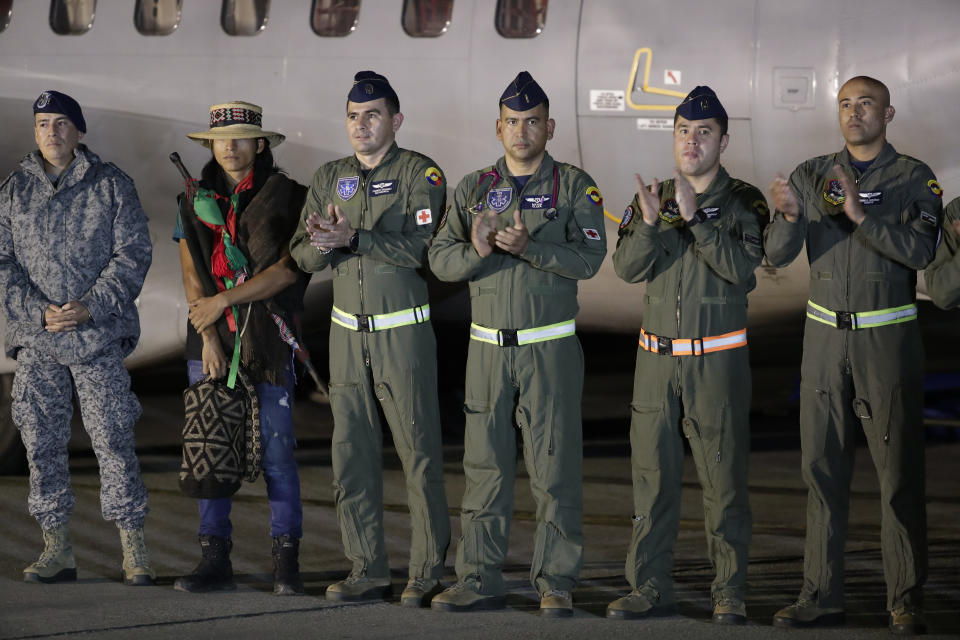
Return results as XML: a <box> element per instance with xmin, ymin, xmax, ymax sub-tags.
<box><xmin>675</xmin><ymin>86</ymin><xmax>727</xmax><ymax>122</ymax></box>
<box><xmin>499</xmin><ymin>71</ymin><xmax>548</xmax><ymax>111</ymax></box>
<box><xmin>33</xmin><ymin>90</ymin><xmax>86</xmax><ymax>133</ymax></box>
<box><xmin>347</xmin><ymin>71</ymin><xmax>398</xmax><ymax>106</ymax></box>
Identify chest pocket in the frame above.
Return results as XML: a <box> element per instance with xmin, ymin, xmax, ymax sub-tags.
<box><xmin>367</xmin><ymin>178</ymin><xmax>405</xmax><ymax>232</ymax></box>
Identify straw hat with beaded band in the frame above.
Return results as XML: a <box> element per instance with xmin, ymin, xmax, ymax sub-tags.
<box><xmin>187</xmin><ymin>101</ymin><xmax>285</xmax><ymax>148</ymax></box>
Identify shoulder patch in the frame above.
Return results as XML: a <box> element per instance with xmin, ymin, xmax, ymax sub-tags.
<box><xmin>585</xmin><ymin>185</ymin><xmax>603</xmax><ymax>206</ymax></box>
<box><xmin>928</xmin><ymin>179</ymin><xmax>943</xmax><ymax>198</ymax></box>
<box><xmin>620</xmin><ymin>205</ymin><xmax>634</xmax><ymax>230</ymax></box>
<box><xmin>752</xmin><ymin>199</ymin><xmax>769</xmax><ymax>218</ymax></box>
<box><xmin>425</xmin><ymin>166</ymin><xmax>443</xmax><ymax>187</ymax></box>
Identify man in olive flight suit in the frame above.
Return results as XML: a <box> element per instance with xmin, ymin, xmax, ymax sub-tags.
<box><xmin>765</xmin><ymin>76</ymin><xmax>941</xmax><ymax>636</ymax></box>
<box><xmin>288</xmin><ymin>71</ymin><xmax>450</xmax><ymax>608</ymax></box>
<box><xmin>428</xmin><ymin>71</ymin><xmax>606</xmax><ymax>617</ymax></box>
<box><xmin>924</xmin><ymin>197</ymin><xmax>960</xmax><ymax>309</ymax></box>
<box><xmin>606</xmin><ymin>87</ymin><xmax>767</xmax><ymax>625</ymax></box>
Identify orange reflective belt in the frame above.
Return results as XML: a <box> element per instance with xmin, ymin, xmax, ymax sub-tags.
<box><xmin>639</xmin><ymin>328</ymin><xmax>747</xmax><ymax>356</ymax></box>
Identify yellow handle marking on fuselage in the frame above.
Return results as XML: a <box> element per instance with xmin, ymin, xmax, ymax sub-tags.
<box><xmin>626</xmin><ymin>47</ymin><xmax>686</xmax><ymax>111</ymax></box>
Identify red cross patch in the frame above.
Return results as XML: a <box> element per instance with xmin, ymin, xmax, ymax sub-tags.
<box><xmin>416</xmin><ymin>208</ymin><xmax>433</xmax><ymax>225</ymax></box>
<box><xmin>583</xmin><ymin>228</ymin><xmax>601</xmax><ymax>240</ymax></box>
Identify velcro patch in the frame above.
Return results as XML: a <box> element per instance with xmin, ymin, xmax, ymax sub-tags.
<box><xmin>425</xmin><ymin>166</ymin><xmax>443</xmax><ymax>187</ymax></box>
<box><xmin>583</xmin><ymin>228</ymin><xmax>602</xmax><ymax>240</ymax></box>
<box><xmin>858</xmin><ymin>191</ymin><xmax>883</xmax><ymax>206</ymax></box>
<box><xmin>521</xmin><ymin>194</ymin><xmax>552</xmax><ymax>210</ymax></box>
<box><xmin>928</xmin><ymin>179</ymin><xmax>943</xmax><ymax>197</ymax></box>
<box><xmin>337</xmin><ymin>176</ymin><xmax>359</xmax><ymax>201</ymax></box>
<box><xmin>823</xmin><ymin>179</ymin><xmax>845</xmax><ymax>206</ymax></box>
<box><xmin>920</xmin><ymin>210</ymin><xmax>938</xmax><ymax>227</ymax></box>
<box><xmin>702</xmin><ymin>206</ymin><xmax>721</xmax><ymax>220</ymax></box>
<box><xmin>620</xmin><ymin>205</ymin><xmax>634</xmax><ymax>230</ymax></box>
<box><xmin>659</xmin><ymin>199</ymin><xmax>682</xmax><ymax>224</ymax></box>
<box><xmin>586</xmin><ymin>186</ymin><xmax>603</xmax><ymax>206</ymax></box>
<box><xmin>415</xmin><ymin>208</ymin><xmax>433</xmax><ymax>226</ymax></box>
<box><xmin>743</xmin><ymin>232</ymin><xmax>761</xmax><ymax>246</ymax></box>
<box><xmin>369</xmin><ymin>180</ymin><xmax>398</xmax><ymax>196</ymax></box>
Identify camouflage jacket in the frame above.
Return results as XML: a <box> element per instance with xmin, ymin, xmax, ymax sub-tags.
<box><xmin>0</xmin><ymin>145</ymin><xmax>152</xmax><ymax>362</ymax></box>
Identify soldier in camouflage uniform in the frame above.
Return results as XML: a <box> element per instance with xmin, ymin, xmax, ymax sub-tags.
<box><xmin>289</xmin><ymin>71</ymin><xmax>450</xmax><ymax>607</ymax></box>
<box><xmin>924</xmin><ymin>197</ymin><xmax>960</xmax><ymax>309</ymax></box>
<box><xmin>0</xmin><ymin>91</ymin><xmax>154</xmax><ymax>585</ymax></box>
<box><xmin>606</xmin><ymin>87</ymin><xmax>767</xmax><ymax>625</ymax></box>
<box><xmin>765</xmin><ymin>76</ymin><xmax>940</xmax><ymax>636</ymax></box>
<box><xmin>428</xmin><ymin>72</ymin><xmax>607</xmax><ymax>617</ymax></box>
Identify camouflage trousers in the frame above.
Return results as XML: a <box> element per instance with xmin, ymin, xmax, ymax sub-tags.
<box><xmin>13</xmin><ymin>347</ymin><xmax>148</xmax><ymax>530</ymax></box>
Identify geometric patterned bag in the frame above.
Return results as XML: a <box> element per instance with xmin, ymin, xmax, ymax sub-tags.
<box><xmin>179</xmin><ymin>369</ymin><xmax>262</xmax><ymax>499</ymax></box>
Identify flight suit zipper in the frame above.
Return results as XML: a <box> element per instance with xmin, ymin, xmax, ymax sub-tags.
<box><xmin>358</xmin><ymin>170</ymin><xmax>369</xmax><ymax>368</ymax></box>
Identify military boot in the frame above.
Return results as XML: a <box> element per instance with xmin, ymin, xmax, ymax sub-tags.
<box><xmin>272</xmin><ymin>535</ymin><xmax>304</xmax><ymax>596</ymax></box>
<box><xmin>173</xmin><ymin>535</ymin><xmax>236</xmax><ymax>593</ymax></box>
<box><xmin>606</xmin><ymin>588</ymin><xmax>677</xmax><ymax>619</ymax></box>
<box><xmin>400</xmin><ymin>577</ymin><xmax>444</xmax><ymax>608</ymax></box>
<box><xmin>889</xmin><ymin>606</ymin><xmax>927</xmax><ymax>636</ymax></box>
<box><xmin>540</xmin><ymin>589</ymin><xmax>573</xmax><ymax>617</ymax></box>
<box><xmin>712</xmin><ymin>598</ymin><xmax>747</xmax><ymax>625</ymax></box>
<box><xmin>430</xmin><ymin>580</ymin><xmax>506</xmax><ymax>612</ymax></box>
<box><xmin>325</xmin><ymin>572</ymin><xmax>392</xmax><ymax>602</ymax></box>
<box><xmin>23</xmin><ymin>526</ymin><xmax>77</xmax><ymax>584</ymax></box>
<box><xmin>119</xmin><ymin>527</ymin><xmax>156</xmax><ymax>586</ymax></box>
<box><xmin>772</xmin><ymin>599</ymin><xmax>845</xmax><ymax>628</ymax></box>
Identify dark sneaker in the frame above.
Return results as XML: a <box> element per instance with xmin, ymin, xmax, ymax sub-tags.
<box><xmin>174</xmin><ymin>535</ymin><xmax>236</xmax><ymax>593</ymax></box>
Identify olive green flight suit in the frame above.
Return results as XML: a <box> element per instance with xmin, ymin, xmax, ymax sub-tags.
<box><xmin>764</xmin><ymin>143</ymin><xmax>942</xmax><ymax>611</ymax></box>
<box><xmin>924</xmin><ymin>197</ymin><xmax>960</xmax><ymax>309</ymax></box>
<box><xmin>429</xmin><ymin>151</ymin><xmax>606</xmax><ymax>596</ymax></box>
<box><xmin>289</xmin><ymin>142</ymin><xmax>450</xmax><ymax>581</ymax></box>
<box><xmin>613</xmin><ymin>167</ymin><xmax>767</xmax><ymax>605</ymax></box>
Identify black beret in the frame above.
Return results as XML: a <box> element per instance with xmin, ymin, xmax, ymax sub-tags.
<box><xmin>33</xmin><ymin>90</ymin><xmax>86</xmax><ymax>133</ymax></box>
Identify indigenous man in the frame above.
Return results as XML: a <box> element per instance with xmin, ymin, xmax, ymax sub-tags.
<box><xmin>0</xmin><ymin>90</ymin><xmax>154</xmax><ymax>585</ymax></box>
<box><xmin>173</xmin><ymin>101</ymin><xmax>309</xmax><ymax>595</ymax></box>
<box><xmin>765</xmin><ymin>76</ymin><xmax>941</xmax><ymax>636</ymax></box>
<box><xmin>428</xmin><ymin>71</ymin><xmax>606</xmax><ymax>617</ymax></box>
<box><xmin>289</xmin><ymin>71</ymin><xmax>450</xmax><ymax>607</ymax></box>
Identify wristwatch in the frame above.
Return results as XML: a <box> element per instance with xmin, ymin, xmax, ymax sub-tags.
<box><xmin>686</xmin><ymin>208</ymin><xmax>707</xmax><ymax>227</ymax></box>
<box><xmin>348</xmin><ymin>230</ymin><xmax>360</xmax><ymax>253</ymax></box>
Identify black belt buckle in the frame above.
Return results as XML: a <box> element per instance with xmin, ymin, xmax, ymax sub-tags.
<box><xmin>836</xmin><ymin>311</ymin><xmax>853</xmax><ymax>330</ymax></box>
<box><xmin>656</xmin><ymin>336</ymin><xmax>673</xmax><ymax>355</ymax></box>
<box><xmin>498</xmin><ymin>329</ymin><xmax>519</xmax><ymax>347</ymax></box>
<box><xmin>356</xmin><ymin>314</ymin><xmax>373</xmax><ymax>332</ymax></box>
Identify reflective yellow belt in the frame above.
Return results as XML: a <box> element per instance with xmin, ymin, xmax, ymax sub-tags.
<box><xmin>331</xmin><ymin>304</ymin><xmax>430</xmax><ymax>332</ymax></box>
<box><xmin>806</xmin><ymin>300</ymin><xmax>917</xmax><ymax>330</ymax></box>
<box><xmin>639</xmin><ymin>328</ymin><xmax>747</xmax><ymax>356</ymax></box>
<box><xmin>469</xmin><ymin>319</ymin><xmax>576</xmax><ymax>347</ymax></box>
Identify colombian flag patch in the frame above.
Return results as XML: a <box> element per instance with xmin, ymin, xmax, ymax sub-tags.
<box><xmin>586</xmin><ymin>185</ymin><xmax>603</xmax><ymax>206</ymax></box>
<box><xmin>425</xmin><ymin>166</ymin><xmax>443</xmax><ymax>187</ymax></box>
<box><xmin>928</xmin><ymin>179</ymin><xmax>943</xmax><ymax>197</ymax></box>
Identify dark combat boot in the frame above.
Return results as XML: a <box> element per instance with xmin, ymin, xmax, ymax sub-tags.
<box><xmin>272</xmin><ymin>535</ymin><xmax>304</xmax><ymax>596</ymax></box>
<box><xmin>173</xmin><ymin>535</ymin><xmax>236</xmax><ymax>593</ymax></box>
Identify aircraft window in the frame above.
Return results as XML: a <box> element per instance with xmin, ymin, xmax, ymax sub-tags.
<box><xmin>134</xmin><ymin>0</ymin><xmax>182</xmax><ymax>36</ymax></box>
<box><xmin>0</xmin><ymin>0</ymin><xmax>11</xmax><ymax>34</ymax></box>
<box><xmin>221</xmin><ymin>0</ymin><xmax>269</xmax><ymax>36</ymax></box>
<box><xmin>402</xmin><ymin>0</ymin><xmax>452</xmax><ymax>37</ymax></box>
<box><xmin>311</xmin><ymin>0</ymin><xmax>360</xmax><ymax>37</ymax></box>
<box><xmin>49</xmin><ymin>0</ymin><xmax>96</xmax><ymax>35</ymax></box>
<box><xmin>496</xmin><ymin>0</ymin><xmax>547</xmax><ymax>38</ymax></box>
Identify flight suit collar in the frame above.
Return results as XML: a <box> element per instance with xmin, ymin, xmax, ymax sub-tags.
<box><xmin>837</xmin><ymin>141</ymin><xmax>898</xmax><ymax>177</ymax></box>
<box><xmin>495</xmin><ymin>150</ymin><xmax>555</xmax><ymax>192</ymax></box>
<box><xmin>348</xmin><ymin>141</ymin><xmax>400</xmax><ymax>174</ymax></box>
<box><xmin>695</xmin><ymin>165</ymin><xmax>731</xmax><ymax>200</ymax></box>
